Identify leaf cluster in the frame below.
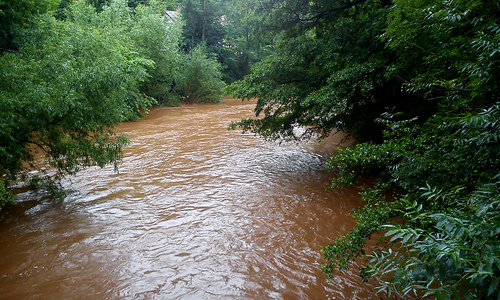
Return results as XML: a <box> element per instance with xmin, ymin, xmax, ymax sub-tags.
<box><xmin>0</xmin><ymin>0</ymin><xmax>61</xmax><ymax>51</ymax></box>
<box><xmin>175</xmin><ymin>45</ymin><xmax>226</xmax><ymax>104</ymax></box>
<box><xmin>227</xmin><ymin>0</ymin><xmax>430</xmax><ymax>143</ymax></box>
<box><xmin>363</xmin><ymin>178</ymin><xmax>500</xmax><ymax>299</ymax></box>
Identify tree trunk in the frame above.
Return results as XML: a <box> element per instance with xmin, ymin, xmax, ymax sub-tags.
<box><xmin>201</xmin><ymin>0</ymin><xmax>206</xmax><ymax>43</ymax></box>
<box><xmin>244</xmin><ymin>26</ymin><xmax>250</xmax><ymax>76</ymax></box>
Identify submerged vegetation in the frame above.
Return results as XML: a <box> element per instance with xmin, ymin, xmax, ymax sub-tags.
<box><xmin>1</xmin><ymin>0</ymin><xmax>499</xmax><ymax>298</ymax></box>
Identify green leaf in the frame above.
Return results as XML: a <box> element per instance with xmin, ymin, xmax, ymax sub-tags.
<box><xmin>488</xmin><ymin>278</ymin><xmax>499</xmax><ymax>297</ymax></box>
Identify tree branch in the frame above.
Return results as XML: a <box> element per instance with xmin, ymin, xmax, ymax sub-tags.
<box><xmin>301</xmin><ymin>0</ymin><xmax>369</xmax><ymax>24</ymax></box>
<box><xmin>265</xmin><ymin>0</ymin><xmax>371</xmax><ymax>31</ymax></box>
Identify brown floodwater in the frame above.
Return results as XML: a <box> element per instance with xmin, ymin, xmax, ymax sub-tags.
<box><xmin>0</xmin><ymin>98</ymin><xmax>384</xmax><ymax>299</ymax></box>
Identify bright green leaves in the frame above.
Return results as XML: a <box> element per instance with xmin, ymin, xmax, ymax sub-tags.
<box><xmin>1</xmin><ymin>0</ymin><xmax>225</xmax><ymax>207</ymax></box>
<box><xmin>0</xmin><ymin>0</ymin><xmax>165</xmax><ymax>201</ymax></box>
<box><xmin>369</xmin><ymin>179</ymin><xmax>500</xmax><ymax>299</ymax></box>
<box><xmin>323</xmin><ymin>2</ymin><xmax>500</xmax><ymax>286</ymax></box>
<box><xmin>175</xmin><ymin>45</ymin><xmax>226</xmax><ymax>104</ymax></box>
<box><xmin>66</xmin><ymin>0</ymin><xmax>181</xmax><ymax>105</ymax></box>
<box><xmin>327</xmin><ymin>142</ymin><xmax>397</xmax><ymax>188</ymax></box>
<box><xmin>131</xmin><ymin>1</ymin><xmax>183</xmax><ymax>103</ymax></box>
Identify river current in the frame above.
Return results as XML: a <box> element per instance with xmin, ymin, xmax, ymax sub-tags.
<box><xmin>0</xmin><ymin>98</ymin><xmax>382</xmax><ymax>299</ymax></box>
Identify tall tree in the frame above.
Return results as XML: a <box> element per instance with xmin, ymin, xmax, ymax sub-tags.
<box><xmin>180</xmin><ymin>0</ymin><xmax>225</xmax><ymax>54</ymax></box>
<box><xmin>221</xmin><ymin>0</ymin><xmax>271</xmax><ymax>80</ymax></box>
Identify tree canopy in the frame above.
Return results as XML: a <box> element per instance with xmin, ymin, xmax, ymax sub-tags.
<box><xmin>227</xmin><ymin>0</ymin><xmax>428</xmax><ymax>143</ymax></box>
<box><xmin>0</xmin><ymin>0</ymin><xmax>61</xmax><ymax>51</ymax></box>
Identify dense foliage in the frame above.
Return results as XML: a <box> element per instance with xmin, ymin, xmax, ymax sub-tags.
<box><xmin>178</xmin><ymin>0</ymin><xmax>271</xmax><ymax>83</ymax></box>
<box><xmin>129</xmin><ymin>1</ymin><xmax>183</xmax><ymax>103</ymax></box>
<box><xmin>0</xmin><ymin>0</ymin><xmax>177</xmax><ymax>210</ymax></box>
<box><xmin>228</xmin><ymin>0</ymin><xmax>500</xmax><ymax>298</ymax></box>
<box><xmin>325</xmin><ymin>105</ymin><xmax>500</xmax><ymax>298</ymax></box>
<box><xmin>180</xmin><ymin>0</ymin><xmax>225</xmax><ymax>54</ymax></box>
<box><xmin>227</xmin><ymin>0</ymin><xmax>430</xmax><ymax>143</ymax></box>
<box><xmin>0</xmin><ymin>0</ymin><xmax>60</xmax><ymax>51</ymax></box>
<box><xmin>175</xmin><ymin>45</ymin><xmax>226</xmax><ymax>103</ymax></box>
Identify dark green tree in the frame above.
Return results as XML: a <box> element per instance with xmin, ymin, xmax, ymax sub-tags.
<box><xmin>180</xmin><ymin>0</ymin><xmax>225</xmax><ymax>54</ymax></box>
<box><xmin>178</xmin><ymin>0</ymin><xmax>271</xmax><ymax>83</ymax></box>
<box><xmin>227</xmin><ymin>0</ymin><xmax>432</xmax><ymax>143</ymax></box>
<box><xmin>0</xmin><ymin>0</ymin><xmax>61</xmax><ymax>51</ymax></box>
<box><xmin>220</xmin><ymin>0</ymin><xmax>272</xmax><ymax>81</ymax></box>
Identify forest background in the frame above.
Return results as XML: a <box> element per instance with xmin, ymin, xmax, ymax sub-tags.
<box><xmin>0</xmin><ymin>0</ymin><xmax>499</xmax><ymax>299</ymax></box>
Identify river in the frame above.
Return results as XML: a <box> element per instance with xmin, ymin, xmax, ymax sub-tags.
<box><xmin>0</xmin><ymin>98</ymin><xmax>382</xmax><ymax>299</ymax></box>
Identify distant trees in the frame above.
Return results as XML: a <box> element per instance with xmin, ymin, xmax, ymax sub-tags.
<box><xmin>180</xmin><ymin>0</ymin><xmax>225</xmax><ymax>54</ymax></box>
<box><xmin>220</xmin><ymin>0</ymin><xmax>271</xmax><ymax>80</ymax></box>
<box><xmin>176</xmin><ymin>45</ymin><xmax>225</xmax><ymax>103</ymax></box>
<box><xmin>178</xmin><ymin>0</ymin><xmax>270</xmax><ymax>83</ymax></box>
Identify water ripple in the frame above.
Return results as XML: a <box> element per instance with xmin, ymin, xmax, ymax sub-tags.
<box><xmin>0</xmin><ymin>98</ymin><xmax>385</xmax><ymax>299</ymax></box>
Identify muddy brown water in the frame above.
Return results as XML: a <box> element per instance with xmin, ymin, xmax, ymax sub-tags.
<box><xmin>0</xmin><ymin>98</ymin><xmax>383</xmax><ymax>299</ymax></box>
